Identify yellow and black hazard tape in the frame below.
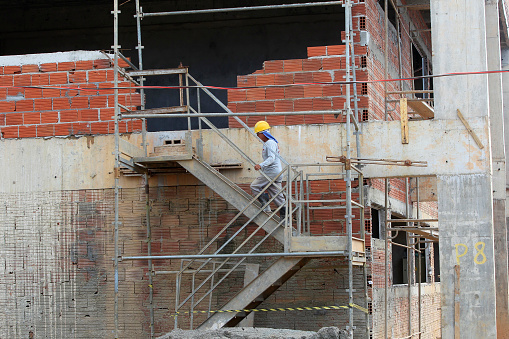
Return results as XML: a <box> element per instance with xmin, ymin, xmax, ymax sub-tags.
<box><xmin>171</xmin><ymin>303</ymin><xmax>368</xmax><ymax>317</ymax></box>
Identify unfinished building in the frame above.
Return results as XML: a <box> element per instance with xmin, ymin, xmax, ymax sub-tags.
<box><xmin>0</xmin><ymin>0</ymin><xmax>507</xmax><ymax>338</ymax></box>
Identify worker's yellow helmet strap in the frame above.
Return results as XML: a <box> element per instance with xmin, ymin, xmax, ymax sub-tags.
<box><xmin>254</xmin><ymin>120</ymin><xmax>270</xmax><ymax>134</ymax></box>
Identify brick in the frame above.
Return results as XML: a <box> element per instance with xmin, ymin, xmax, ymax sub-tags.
<box><xmin>72</xmin><ymin>122</ymin><xmax>91</xmax><ymax>134</ymax></box>
<box><xmin>58</xmin><ymin>62</ymin><xmax>76</xmax><ymax>71</ymax></box>
<box><xmin>313</xmin><ymin>98</ymin><xmax>332</xmax><ymax>110</ymax></box>
<box><xmin>333</xmin><ymin>70</ymin><xmax>347</xmax><ymax>81</ymax></box>
<box><xmin>332</xmin><ymin>97</ymin><xmax>347</xmax><ymax>109</ymax></box>
<box><xmin>228</xmin><ymin>103</ymin><xmax>237</xmax><ymax>113</ymax></box>
<box><xmin>322</xmin><ymin>57</ymin><xmax>343</xmax><ymax>70</ymax></box>
<box><xmin>15</xmin><ymin>100</ymin><xmax>34</xmax><ymax>112</ymax></box>
<box><xmin>60</xmin><ymin>110</ymin><xmax>79</xmax><ymax>122</ymax></box>
<box><xmin>285</xmin><ymin>115</ymin><xmax>305</xmax><ymax>125</ymax></box>
<box><xmin>7</xmin><ymin>87</ymin><xmax>23</xmax><ymax>97</ymax></box>
<box><xmin>0</xmin><ymin>67</ymin><xmax>3</xmax><ymax>75</ymax></box>
<box><xmin>327</xmin><ymin>45</ymin><xmax>346</xmax><ymax>56</ymax></box>
<box><xmin>246</xmin><ymin>88</ymin><xmax>265</xmax><ymax>101</ymax></box>
<box><xmin>5</xmin><ymin>113</ymin><xmax>23</xmax><ymax>125</ymax></box>
<box><xmin>294</xmin><ymin>72</ymin><xmax>313</xmax><ymax>84</ymax></box>
<box><xmin>0</xmin><ymin>88</ymin><xmax>5</xmax><ymax>100</ymax></box>
<box><xmin>3</xmin><ymin>66</ymin><xmax>21</xmax><ymax>74</ymax></box>
<box><xmin>89</xmin><ymin>96</ymin><xmax>108</xmax><ymax>108</ymax></box>
<box><xmin>131</xmin><ymin>119</ymin><xmax>143</xmax><ymax>131</ymax></box>
<box><xmin>88</xmin><ymin>70</ymin><xmax>107</xmax><ymax>82</ymax></box>
<box><xmin>284</xmin><ymin>86</ymin><xmax>304</xmax><ymax>99</ymax></box>
<box><xmin>69</xmin><ymin>71</ymin><xmax>87</xmax><ymax>83</ymax></box>
<box><xmin>63</xmin><ymin>87</ymin><xmax>80</xmax><ymax>97</ymax></box>
<box><xmin>53</xmin><ymin>98</ymin><xmax>71</xmax><ymax>110</ymax></box>
<box><xmin>294</xmin><ymin>99</ymin><xmax>313</xmax><ymax>111</ymax></box>
<box><xmin>1</xmin><ymin>126</ymin><xmax>18</xmax><ymax>138</ymax></box>
<box><xmin>302</xmin><ymin>59</ymin><xmax>322</xmax><ymax>72</ymax></box>
<box><xmin>117</xmin><ymin>81</ymin><xmax>133</xmax><ymax>94</ymax></box>
<box><xmin>303</xmin><ymin>85</ymin><xmax>323</xmax><ymax>98</ymax></box>
<box><xmin>256</xmin><ymin>74</ymin><xmax>275</xmax><ymax>86</ymax></box>
<box><xmin>93</xmin><ymin>59</ymin><xmax>111</xmax><ymax>69</ymax></box>
<box><xmin>307</xmin><ymin>46</ymin><xmax>327</xmax><ymax>57</ymax></box>
<box><xmin>265</xmin><ymin>116</ymin><xmax>285</xmax><ymax>127</ymax></box>
<box><xmin>24</xmin><ymin>88</ymin><xmax>43</xmax><ymax>99</ymax></box>
<box><xmin>236</xmin><ymin>102</ymin><xmax>256</xmax><ymax>113</ymax></box>
<box><xmin>22</xmin><ymin>64</ymin><xmax>40</xmax><ymax>73</ymax></box>
<box><xmin>0</xmin><ymin>75</ymin><xmax>14</xmax><ymax>87</ymax></box>
<box><xmin>265</xmin><ymin>88</ymin><xmax>285</xmax><ymax>100</ymax></box>
<box><xmin>79</xmin><ymin>109</ymin><xmax>99</xmax><ymax>121</ymax></box>
<box><xmin>54</xmin><ymin>123</ymin><xmax>73</xmax><ymax>136</ymax></box>
<box><xmin>91</xmin><ymin>121</ymin><xmax>110</xmax><ymax>134</ymax></box>
<box><xmin>34</xmin><ymin>98</ymin><xmax>53</xmax><ymax>111</ymax></box>
<box><xmin>100</xmin><ymin>108</ymin><xmax>115</xmax><ymax>120</ymax></box>
<box><xmin>37</xmin><ymin>124</ymin><xmax>55</xmax><ymax>137</ymax></box>
<box><xmin>323</xmin><ymin>84</ymin><xmax>343</xmax><ymax>97</ymax></box>
<box><xmin>312</xmin><ymin>72</ymin><xmax>333</xmax><ymax>83</ymax></box>
<box><xmin>305</xmin><ymin>115</ymin><xmax>324</xmax><ymax>124</ymax></box>
<box><xmin>264</xmin><ymin>60</ymin><xmax>284</xmax><ymax>73</ymax></box>
<box><xmin>40</xmin><ymin>63</ymin><xmax>57</xmax><ymax>72</ymax></box>
<box><xmin>43</xmin><ymin>88</ymin><xmax>61</xmax><ymax>98</ymax></box>
<box><xmin>75</xmin><ymin>60</ymin><xmax>94</xmax><ymax>70</ymax></box>
<box><xmin>41</xmin><ymin>112</ymin><xmax>59</xmax><ymax>124</ymax></box>
<box><xmin>71</xmin><ymin>96</ymin><xmax>89</xmax><ymax>109</ymax></box>
<box><xmin>255</xmin><ymin>101</ymin><xmax>275</xmax><ymax>113</ymax></box>
<box><xmin>118</xmin><ymin>59</ymin><xmax>130</xmax><ymax>68</ymax></box>
<box><xmin>18</xmin><ymin>125</ymin><xmax>37</xmax><ymax>138</ymax></box>
<box><xmin>49</xmin><ymin>72</ymin><xmax>68</xmax><ymax>85</ymax></box>
<box><xmin>23</xmin><ymin>112</ymin><xmax>41</xmax><ymax>124</ymax></box>
<box><xmin>0</xmin><ymin>101</ymin><xmax>15</xmax><ymax>113</ymax></box>
<box><xmin>237</xmin><ymin>75</ymin><xmax>256</xmax><ymax>87</ymax></box>
<box><xmin>228</xmin><ymin>89</ymin><xmax>246</xmax><ymax>102</ymax></box>
<box><xmin>79</xmin><ymin>84</ymin><xmax>99</xmax><ymax>96</ymax></box>
<box><xmin>274</xmin><ymin>100</ymin><xmax>293</xmax><ymax>112</ymax></box>
<box><xmin>283</xmin><ymin>59</ymin><xmax>303</xmax><ymax>72</ymax></box>
<box><xmin>274</xmin><ymin>73</ymin><xmax>294</xmax><ymax>85</ymax></box>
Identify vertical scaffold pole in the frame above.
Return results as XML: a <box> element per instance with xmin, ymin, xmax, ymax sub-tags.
<box><xmin>112</xmin><ymin>0</ymin><xmax>120</xmax><ymax>337</ymax></box>
<box><xmin>344</xmin><ymin>0</ymin><xmax>354</xmax><ymax>337</ymax></box>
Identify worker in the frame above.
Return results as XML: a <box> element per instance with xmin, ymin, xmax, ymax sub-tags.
<box><xmin>251</xmin><ymin>120</ymin><xmax>286</xmax><ymax>218</ymax></box>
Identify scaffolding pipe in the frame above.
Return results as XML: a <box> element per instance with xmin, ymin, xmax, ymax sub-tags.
<box><xmin>122</xmin><ymin>251</ymin><xmax>348</xmax><ymax>261</ymax></box>
<box><xmin>141</xmin><ymin>1</ymin><xmax>344</xmax><ymax>17</ymax></box>
<box><xmin>406</xmin><ymin>178</ymin><xmax>412</xmax><ymax>336</ymax></box>
<box><xmin>121</xmin><ymin>110</ymin><xmax>343</xmax><ymax>119</ymax></box>
<box><xmin>384</xmin><ymin>178</ymin><xmax>389</xmax><ymax>339</ymax></box>
<box><xmin>112</xmin><ymin>0</ymin><xmax>120</xmax><ymax>337</ymax></box>
<box><xmin>344</xmin><ymin>1</ymin><xmax>354</xmax><ymax>337</ymax></box>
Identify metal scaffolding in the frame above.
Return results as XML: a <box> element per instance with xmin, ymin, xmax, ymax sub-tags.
<box><xmin>109</xmin><ymin>0</ymin><xmax>436</xmax><ymax>338</ymax></box>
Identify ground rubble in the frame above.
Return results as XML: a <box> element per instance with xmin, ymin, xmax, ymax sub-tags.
<box><xmin>157</xmin><ymin>326</ymin><xmax>348</xmax><ymax>339</ymax></box>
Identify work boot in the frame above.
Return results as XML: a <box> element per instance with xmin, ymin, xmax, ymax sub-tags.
<box><xmin>279</xmin><ymin>206</ymin><xmax>286</xmax><ymax>219</ymax></box>
<box><xmin>257</xmin><ymin>193</ymin><xmax>271</xmax><ymax>212</ymax></box>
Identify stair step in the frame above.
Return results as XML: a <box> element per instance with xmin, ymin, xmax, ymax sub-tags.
<box><xmin>126</xmin><ymin>67</ymin><xmax>187</xmax><ymax>76</ymax></box>
<box><xmin>122</xmin><ymin>106</ymin><xmax>188</xmax><ymax>116</ymax></box>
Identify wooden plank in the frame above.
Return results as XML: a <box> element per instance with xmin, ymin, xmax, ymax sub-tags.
<box><xmin>400</xmin><ymin>98</ymin><xmax>409</xmax><ymax>144</ymax></box>
<box><xmin>126</xmin><ymin>68</ymin><xmax>187</xmax><ymax>76</ymax></box>
<box><xmin>122</xmin><ymin>106</ymin><xmax>188</xmax><ymax>115</ymax></box>
<box><xmin>407</xmin><ymin>100</ymin><xmax>435</xmax><ymax>119</ymax></box>
<box><xmin>455</xmin><ymin>265</ymin><xmax>461</xmax><ymax>339</ymax></box>
<box><xmin>119</xmin><ymin>138</ymin><xmax>145</xmax><ymax>158</ymax></box>
<box><xmin>457</xmin><ymin>109</ymin><xmax>484</xmax><ymax>149</ymax></box>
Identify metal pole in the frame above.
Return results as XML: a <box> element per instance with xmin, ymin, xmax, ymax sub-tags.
<box><xmin>122</xmin><ymin>250</ymin><xmax>348</xmax><ymax>261</ymax></box>
<box><xmin>384</xmin><ymin>178</ymin><xmax>389</xmax><ymax>339</ymax></box>
<box><xmin>384</xmin><ymin>0</ymin><xmax>389</xmax><ymax>121</ymax></box>
<box><xmin>121</xmin><ymin>110</ymin><xmax>343</xmax><ymax>118</ymax></box>
<box><xmin>112</xmin><ymin>0</ymin><xmax>120</xmax><ymax>337</ymax></box>
<box><xmin>186</xmin><ymin>73</ymin><xmax>191</xmax><ymax>130</ymax></box>
<box><xmin>145</xmin><ymin>180</ymin><xmax>154</xmax><ymax>338</ymax></box>
<box><xmin>345</xmin><ymin>1</ymin><xmax>354</xmax><ymax>337</ymax></box>
<box><xmin>416</xmin><ymin>177</ymin><xmax>422</xmax><ymax>339</ymax></box>
<box><xmin>406</xmin><ymin>177</ymin><xmax>412</xmax><ymax>337</ymax></box>
<box><xmin>135</xmin><ymin>0</ymin><xmax>147</xmax><ymax>155</ymax></box>
<box><xmin>141</xmin><ymin>1</ymin><xmax>344</xmax><ymax>17</ymax></box>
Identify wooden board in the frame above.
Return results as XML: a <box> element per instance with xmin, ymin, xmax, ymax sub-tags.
<box><xmin>407</xmin><ymin>100</ymin><xmax>435</xmax><ymax>119</ymax></box>
<box><xmin>400</xmin><ymin>98</ymin><xmax>409</xmax><ymax>144</ymax></box>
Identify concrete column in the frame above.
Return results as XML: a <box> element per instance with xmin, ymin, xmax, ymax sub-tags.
<box><xmin>486</xmin><ymin>1</ymin><xmax>509</xmax><ymax>337</ymax></box>
<box><xmin>431</xmin><ymin>1</ymin><xmax>497</xmax><ymax>338</ymax></box>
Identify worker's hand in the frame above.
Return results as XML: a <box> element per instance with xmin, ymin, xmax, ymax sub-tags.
<box><xmin>254</xmin><ymin>164</ymin><xmax>261</xmax><ymax>171</ymax></box>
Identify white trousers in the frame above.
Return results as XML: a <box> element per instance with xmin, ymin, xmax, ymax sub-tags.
<box><xmin>250</xmin><ymin>174</ymin><xmax>285</xmax><ymax>207</ymax></box>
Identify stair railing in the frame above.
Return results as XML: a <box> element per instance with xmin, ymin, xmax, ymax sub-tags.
<box><xmin>174</xmin><ymin>166</ymin><xmax>300</xmax><ymax>329</ymax></box>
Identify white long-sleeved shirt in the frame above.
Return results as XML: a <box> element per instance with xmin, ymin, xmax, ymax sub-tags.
<box><xmin>259</xmin><ymin>139</ymin><xmax>282</xmax><ymax>177</ymax></box>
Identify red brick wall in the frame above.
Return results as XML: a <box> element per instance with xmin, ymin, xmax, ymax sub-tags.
<box><xmin>0</xmin><ymin>56</ymin><xmax>142</xmax><ymax>139</ymax></box>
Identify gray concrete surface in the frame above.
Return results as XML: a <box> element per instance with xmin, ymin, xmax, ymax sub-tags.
<box><xmin>157</xmin><ymin>327</ymin><xmax>348</xmax><ymax>339</ymax></box>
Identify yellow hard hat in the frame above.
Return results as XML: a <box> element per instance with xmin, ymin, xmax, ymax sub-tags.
<box><xmin>254</xmin><ymin>120</ymin><xmax>270</xmax><ymax>134</ymax></box>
